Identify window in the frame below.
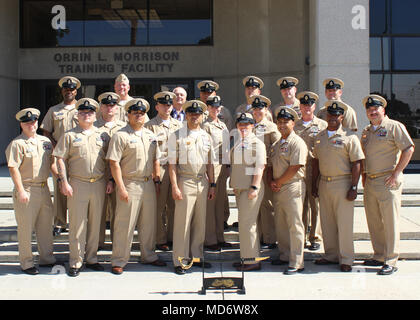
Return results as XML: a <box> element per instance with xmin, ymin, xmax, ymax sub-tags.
<box><xmin>21</xmin><ymin>0</ymin><xmax>213</xmax><ymax>47</ymax></box>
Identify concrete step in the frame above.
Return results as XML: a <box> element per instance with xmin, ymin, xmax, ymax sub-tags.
<box><xmin>0</xmin><ymin>239</ymin><xmax>419</xmax><ymax>263</ymax></box>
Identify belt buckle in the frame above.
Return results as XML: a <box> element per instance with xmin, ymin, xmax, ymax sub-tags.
<box><xmin>89</xmin><ymin>178</ymin><xmax>95</xmax><ymax>183</ymax></box>
<box><xmin>144</xmin><ymin>177</ymin><xmax>149</xmax><ymax>182</ymax></box>
<box><xmin>327</xmin><ymin>177</ymin><xmax>332</xmax><ymax>181</ymax></box>
<box><xmin>370</xmin><ymin>174</ymin><xmax>376</xmax><ymax>179</ymax></box>
<box><xmin>41</xmin><ymin>182</ymin><xmax>45</xmax><ymax>187</ymax></box>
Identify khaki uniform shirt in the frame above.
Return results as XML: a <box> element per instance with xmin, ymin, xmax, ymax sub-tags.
<box><xmin>254</xmin><ymin>118</ymin><xmax>281</xmax><ymax>158</ymax></box>
<box><xmin>202</xmin><ymin>118</ymin><xmax>230</xmax><ymax>164</ymax></box>
<box><xmin>268</xmin><ymin>131</ymin><xmax>308</xmax><ymax>181</ymax></box>
<box><xmin>40</xmin><ymin>102</ymin><xmax>78</xmax><ymax>142</ymax></box>
<box><xmin>168</xmin><ymin>127</ymin><xmax>213</xmax><ymax>177</ymax></box>
<box><xmin>145</xmin><ymin>116</ymin><xmax>182</xmax><ymax>165</ymax></box>
<box><xmin>106</xmin><ymin>126</ymin><xmax>158</xmax><ymax>179</ymax></box>
<box><xmin>313</xmin><ymin>127</ymin><xmax>365</xmax><ymax>177</ymax></box>
<box><xmin>230</xmin><ymin>133</ymin><xmax>266</xmax><ymax>189</ymax></box>
<box><xmin>273</xmin><ymin>98</ymin><xmax>301</xmax><ymax>119</ymax></box>
<box><xmin>6</xmin><ymin>134</ymin><xmax>53</xmax><ymax>184</ymax></box>
<box><xmin>53</xmin><ymin>126</ymin><xmax>109</xmax><ymax>181</ymax></box>
<box><xmin>203</xmin><ymin>106</ymin><xmax>234</xmax><ymax>131</ymax></box>
<box><xmin>361</xmin><ymin>116</ymin><xmax>414</xmax><ymax>175</ymax></box>
<box><xmin>235</xmin><ymin>103</ymin><xmax>274</xmax><ymax>122</ymax></box>
<box><xmin>317</xmin><ymin>103</ymin><xmax>358</xmax><ymax>131</ymax></box>
<box><xmin>295</xmin><ymin>116</ymin><xmax>328</xmax><ymax>159</ymax></box>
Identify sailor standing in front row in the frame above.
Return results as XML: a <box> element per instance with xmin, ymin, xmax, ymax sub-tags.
<box><xmin>6</xmin><ymin>108</ymin><xmax>56</xmax><ymax>275</ymax></box>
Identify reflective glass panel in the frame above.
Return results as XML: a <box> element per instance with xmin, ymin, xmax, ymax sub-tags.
<box><xmin>370</xmin><ymin>0</ymin><xmax>387</xmax><ymax>35</ymax></box>
<box><xmin>391</xmin><ymin>0</ymin><xmax>420</xmax><ymax>34</ymax></box>
<box><xmin>392</xmin><ymin>38</ymin><xmax>420</xmax><ymax>70</ymax></box>
<box><xmin>370</xmin><ymin>37</ymin><xmax>390</xmax><ymax>70</ymax></box>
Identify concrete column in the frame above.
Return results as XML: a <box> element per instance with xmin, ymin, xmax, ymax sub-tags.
<box><xmin>309</xmin><ymin>0</ymin><xmax>370</xmax><ymax>132</ymax></box>
<box><xmin>0</xmin><ymin>0</ymin><xmax>19</xmax><ymax>164</ymax></box>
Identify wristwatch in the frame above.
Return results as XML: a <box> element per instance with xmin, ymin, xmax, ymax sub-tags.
<box><xmin>250</xmin><ymin>185</ymin><xmax>258</xmax><ymax>190</ymax></box>
<box><xmin>153</xmin><ymin>179</ymin><xmax>161</xmax><ymax>185</ymax></box>
<box><xmin>351</xmin><ymin>185</ymin><xmax>357</xmax><ymax>191</ymax></box>
<box><xmin>210</xmin><ymin>183</ymin><xmax>217</xmax><ymax>188</ymax></box>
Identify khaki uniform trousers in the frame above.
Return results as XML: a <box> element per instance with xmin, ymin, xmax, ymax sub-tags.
<box><xmin>273</xmin><ymin>180</ymin><xmax>305</xmax><ymax>269</ymax></box>
<box><xmin>99</xmin><ymin>191</ymin><xmax>116</xmax><ymax>247</ymax></box>
<box><xmin>364</xmin><ymin>175</ymin><xmax>402</xmax><ymax>267</ymax></box>
<box><xmin>67</xmin><ymin>178</ymin><xmax>106</xmax><ymax>269</ymax></box>
<box><xmin>257</xmin><ymin>172</ymin><xmax>276</xmax><ymax>244</ymax></box>
<box><xmin>53</xmin><ymin>177</ymin><xmax>67</xmax><ymax>228</ymax></box>
<box><xmin>236</xmin><ymin>184</ymin><xmax>264</xmax><ymax>265</ymax></box>
<box><xmin>13</xmin><ymin>184</ymin><xmax>56</xmax><ymax>270</ymax></box>
<box><xmin>112</xmin><ymin>179</ymin><xmax>158</xmax><ymax>267</ymax></box>
<box><xmin>302</xmin><ymin>164</ymin><xmax>322</xmax><ymax>243</ymax></box>
<box><xmin>156</xmin><ymin>165</ymin><xmax>175</xmax><ymax>245</ymax></box>
<box><xmin>318</xmin><ymin>177</ymin><xmax>354</xmax><ymax>265</ymax></box>
<box><xmin>172</xmin><ymin>177</ymin><xmax>209</xmax><ymax>267</ymax></box>
<box><xmin>205</xmin><ymin>164</ymin><xmax>225</xmax><ymax>245</ymax></box>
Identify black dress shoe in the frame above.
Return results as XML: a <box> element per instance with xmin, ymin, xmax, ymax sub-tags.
<box><xmin>224</xmin><ymin>221</ymin><xmax>229</xmax><ymax>230</ymax></box>
<box><xmin>377</xmin><ymin>264</ymin><xmax>398</xmax><ymax>275</ymax></box>
<box><xmin>218</xmin><ymin>241</ymin><xmax>233</xmax><ymax>248</ymax></box>
<box><xmin>308</xmin><ymin>242</ymin><xmax>321</xmax><ymax>251</ymax></box>
<box><xmin>236</xmin><ymin>263</ymin><xmax>261</xmax><ymax>272</ymax></box>
<box><xmin>192</xmin><ymin>261</ymin><xmax>212</xmax><ymax>268</ymax></box>
<box><xmin>174</xmin><ymin>266</ymin><xmax>186</xmax><ymax>275</ymax></box>
<box><xmin>271</xmin><ymin>259</ymin><xmax>288</xmax><ymax>265</ymax></box>
<box><xmin>283</xmin><ymin>267</ymin><xmax>304</xmax><ymax>275</ymax></box>
<box><xmin>67</xmin><ymin>268</ymin><xmax>80</xmax><ymax>277</ymax></box>
<box><xmin>364</xmin><ymin>259</ymin><xmax>383</xmax><ymax>266</ymax></box>
<box><xmin>314</xmin><ymin>258</ymin><xmax>339</xmax><ymax>265</ymax></box>
<box><xmin>53</xmin><ymin>227</ymin><xmax>67</xmax><ymax>236</ymax></box>
<box><xmin>85</xmin><ymin>263</ymin><xmax>104</xmax><ymax>271</ymax></box>
<box><xmin>39</xmin><ymin>263</ymin><xmax>56</xmax><ymax>268</ymax></box>
<box><xmin>231</xmin><ymin>222</ymin><xmax>239</xmax><ymax>229</ymax></box>
<box><xmin>204</xmin><ymin>244</ymin><xmax>221</xmax><ymax>251</ymax></box>
<box><xmin>261</xmin><ymin>242</ymin><xmax>276</xmax><ymax>249</ymax></box>
<box><xmin>156</xmin><ymin>244</ymin><xmax>171</xmax><ymax>251</ymax></box>
<box><xmin>22</xmin><ymin>267</ymin><xmax>39</xmax><ymax>275</ymax></box>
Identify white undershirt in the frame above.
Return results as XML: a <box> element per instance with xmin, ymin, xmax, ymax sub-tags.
<box><xmin>327</xmin><ymin>130</ymin><xmax>336</xmax><ymax>138</ymax></box>
<box><xmin>189</xmin><ymin>128</ymin><xmax>201</xmax><ymax>138</ymax></box>
<box><xmin>302</xmin><ymin>120</ymin><xmax>312</xmax><ymax>126</ymax></box>
<box><xmin>161</xmin><ymin>119</ymin><xmax>170</xmax><ymax>126</ymax></box>
<box><xmin>134</xmin><ymin>129</ymin><xmax>143</xmax><ymax>137</ymax></box>
<box><xmin>372</xmin><ymin>125</ymin><xmax>378</xmax><ymax>131</ymax></box>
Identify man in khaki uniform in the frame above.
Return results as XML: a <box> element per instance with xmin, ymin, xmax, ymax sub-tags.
<box><xmin>95</xmin><ymin>92</ymin><xmax>127</xmax><ymax>249</ymax></box>
<box><xmin>294</xmin><ymin>91</ymin><xmax>328</xmax><ymax>251</ymax></box>
<box><xmin>198</xmin><ymin>80</ymin><xmax>234</xmax><ymax>131</ymax></box>
<box><xmin>202</xmin><ymin>95</ymin><xmax>231</xmax><ymax>251</ymax></box>
<box><xmin>6</xmin><ymin>108</ymin><xmax>56</xmax><ymax>275</ymax></box>
<box><xmin>54</xmin><ymin>98</ymin><xmax>113</xmax><ymax>277</ymax></box>
<box><xmin>267</xmin><ymin>107</ymin><xmax>308</xmax><ymax>275</ymax></box>
<box><xmin>168</xmin><ymin>100</ymin><xmax>216</xmax><ymax>275</ymax></box>
<box><xmin>312</xmin><ymin>100</ymin><xmax>364</xmax><ymax>272</ymax></box>
<box><xmin>40</xmin><ymin>76</ymin><xmax>80</xmax><ymax>236</ymax></box>
<box><xmin>145</xmin><ymin>91</ymin><xmax>182</xmax><ymax>251</ymax></box>
<box><xmin>107</xmin><ymin>98</ymin><xmax>166</xmax><ymax>275</ymax></box>
<box><xmin>316</xmin><ymin>78</ymin><xmax>358</xmax><ymax>133</ymax></box>
<box><xmin>235</xmin><ymin>76</ymin><xmax>273</xmax><ymax>122</ymax></box>
<box><xmin>272</xmin><ymin>77</ymin><xmax>301</xmax><ymax>119</ymax></box>
<box><xmin>114</xmin><ymin>73</ymin><xmax>150</xmax><ymax>123</ymax></box>
<box><xmin>251</xmin><ymin>95</ymin><xmax>281</xmax><ymax>249</ymax></box>
<box><xmin>230</xmin><ymin>112</ymin><xmax>266</xmax><ymax>271</ymax></box>
<box><xmin>361</xmin><ymin>94</ymin><xmax>414</xmax><ymax>275</ymax></box>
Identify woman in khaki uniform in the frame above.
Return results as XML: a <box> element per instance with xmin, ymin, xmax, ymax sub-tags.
<box><xmin>53</xmin><ymin>98</ymin><xmax>113</xmax><ymax>277</ymax></box>
<box><xmin>361</xmin><ymin>94</ymin><xmax>414</xmax><ymax>275</ymax></box>
<box><xmin>251</xmin><ymin>95</ymin><xmax>281</xmax><ymax>249</ymax></box>
<box><xmin>168</xmin><ymin>100</ymin><xmax>216</xmax><ymax>275</ymax></box>
<box><xmin>202</xmin><ymin>95</ymin><xmax>231</xmax><ymax>250</ymax></box>
<box><xmin>145</xmin><ymin>91</ymin><xmax>182</xmax><ymax>251</ymax></box>
<box><xmin>230</xmin><ymin>112</ymin><xmax>266</xmax><ymax>272</ymax></box>
<box><xmin>6</xmin><ymin>108</ymin><xmax>56</xmax><ymax>275</ymax></box>
<box><xmin>312</xmin><ymin>101</ymin><xmax>364</xmax><ymax>272</ymax></box>
<box><xmin>107</xmin><ymin>99</ymin><xmax>166</xmax><ymax>275</ymax></box>
<box><xmin>267</xmin><ymin>107</ymin><xmax>308</xmax><ymax>275</ymax></box>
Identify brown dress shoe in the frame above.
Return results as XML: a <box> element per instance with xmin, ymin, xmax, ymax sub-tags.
<box><xmin>314</xmin><ymin>258</ymin><xmax>339</xmax><ymax>265</ymax></box>
<box><xmin>340</xmin><ymin>264</ymin><xmax>352</xmax><ymax>272</ymax></box>
<box><xmin>111</xmin><ymin>266</ymin><xmax>123</xmax><ymax>275</ymax></box>
<box><xmin>146</xmin><ymin>259</ymin><xmax>167</xmax><ymax>267</ymax></box>
<box><xmin>236</xmin><ymin>263</ymin><xmax>261</xmax><ymax>272</ymax></box>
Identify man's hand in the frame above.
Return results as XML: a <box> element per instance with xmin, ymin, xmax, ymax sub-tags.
<box><xmin>60</xmin><ymin>181</ymin><xmax>73</xmax><ymax>197</ymax></box>
<box><xmin>172</xmin><ymin>186</ymin><xmax>183</xmax><ymax>201</ymax></box>
<box><xmin>208</xmin><ymin>187</ymin><xmax>216</xmax><ymax>200</ymax></box>
<box><xmin>346</xmin><ymin>188</ymin><xmax>357</xmax><ymax>201</ymax></box>
<box><xmin>118</xmin><ymin>187</ymin><xmax>129</xmax><ymax>202</ymax></box>
<box><xmin>17</xmin><ymin>190</ymin><xmax>29</xmax><ymax>204</ymax></box>
<box><xmin>385</xmin><ymin>171</ymin><xmax>400</xmax><ymax>189</ymax></box>
<box><xmin>248</xmin><ymin>188</ymin><xmax>258</xmax><ymax>200</ymax></box>
<box><xmin>106</xmin><ymin>180</ymin><xmax>114</xmax><ymax>194</ymax></box>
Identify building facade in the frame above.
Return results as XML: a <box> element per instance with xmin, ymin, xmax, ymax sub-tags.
<box><xmin>5</xmin><ymin>0</ymin><xmax>418</xmax><ymax>164</ymax></box>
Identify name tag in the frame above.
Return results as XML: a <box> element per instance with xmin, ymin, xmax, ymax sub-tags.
<box><xmin>129</xmin><ymin>139</ymin><xmax>138</xmax><ymax>144</ymax></box>
<box><xmin>73</xmin><ymin>138</ymin><xmax>82</xmax><ymax>143</ymax></box>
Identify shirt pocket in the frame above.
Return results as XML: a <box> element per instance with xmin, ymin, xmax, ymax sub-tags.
<box><xmin>72</xmin><ymin>141</ymin><xmax>87</xmax><ymax>158</ymax></box>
